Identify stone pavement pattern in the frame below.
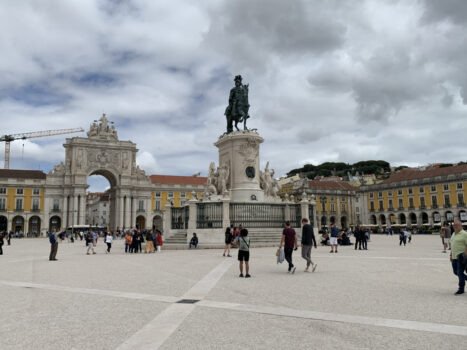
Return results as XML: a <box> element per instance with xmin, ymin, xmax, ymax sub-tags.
<box><xmin>0</xmin><ymin>235</ymin><xmax>466</xmax><ymax>349</ymax></box>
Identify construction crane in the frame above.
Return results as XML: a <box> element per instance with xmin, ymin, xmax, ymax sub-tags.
<box><xmin>0</xmin><ymin>127</ymin><xmax>84</xmax><ymax>169</ymax></box>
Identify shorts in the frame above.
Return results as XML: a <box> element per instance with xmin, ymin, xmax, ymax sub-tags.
<box><xmin>330</xmin><ymin>237</ymin><xmax>338</xmax><ymax>245</ymax></box>
<box><xmin>238</xmin><ymin>250</ymin><xmax>250</xmax><ymax>262</ymax></box>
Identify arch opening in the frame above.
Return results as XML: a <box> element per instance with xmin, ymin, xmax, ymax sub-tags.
<box><xmin>87</xmin><ymin>173</ymin><xmax>113</xmax><ymax>229</ymax></box>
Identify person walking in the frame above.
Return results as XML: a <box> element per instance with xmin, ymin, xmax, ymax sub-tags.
<box><xmin>0</xmin><ymin>232</ymin><xmax>3</xmax><ymax>255</ymax></box>
<box><xmin>7</xmin><ymin>231</ymin><xmax>11</xmax><ymax>246</ymax></box>
<box><xmin>105</xmin><ymin>232</ymin><xmax>113</xmax><ymax>254</ymax></box>
<box><xmin>86</xmin><ymin>231</ymin><xmax>96</xmax><ymax>255</ymax></box>
<box><xmin>223</xmin><ymin>227</ymin><xmax>233</xmax><ymax>257</ymax></box>
<box><xmin>329</xmin><ymin>223</ymin><xmax>339</xmax><ymax>253</ymax></box>
<box><xmin>450</xmin><ymin>221</ymin><xmax>467</xmax><ymax>295</ymax></box>
<box><xmin>354</xmin><ymin>226</ymin><xmax>363</xmax><ymax>250</ymax></box>
<box><xmin>279</xmin><ymin>221</ymin><xmax>297</xmax><ymax>273</ymax></box>
<box><xmin>49</xmin><ymin>231</ymin><xmax>58</xmax><ymax>261</ymax></box>
<box><xmin>301</xmin><ymin>218</ymin><xmax>317</xmax><ymax>272</ymax></box>
<box><xmin>441</xmin><ymin>222</ymin><xmax>452</xmax><ymax>253</ymax></box>
<box><xmin>400</xmin><ymin>228</ymin><xmax>407</xmax><ymax>246</ymax></box>
<box><xmin>362</xmin><ymin>229</ymin><xmax>368</xmax><ymax>250</ymax></box>
<box><xmin>238</xmin><ymin>228</ymin><xmax>251</xmax><ymax>278</ymax></box>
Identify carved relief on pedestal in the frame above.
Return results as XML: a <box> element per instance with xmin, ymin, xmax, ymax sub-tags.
<box><xmin>238</xmin><ymin>138</ymin><xmax>259</xmax><ymax>166</ymax></box>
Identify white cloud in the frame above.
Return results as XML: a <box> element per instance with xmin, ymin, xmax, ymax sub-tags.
<box><xmin>1</xmin><ymin>0</ymin><xmax>467</xmax><ymax>181</ymax></box>
<box><xmin>136</xmin><ymin>151</ymin><xmax>160</xmax><ymax>174</ymax></box>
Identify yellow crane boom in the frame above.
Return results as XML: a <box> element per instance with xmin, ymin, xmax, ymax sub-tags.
<box><xmin>0</xmin><ymin>127</ymin><xmax>84</xmax><ymax>169</ymax></box>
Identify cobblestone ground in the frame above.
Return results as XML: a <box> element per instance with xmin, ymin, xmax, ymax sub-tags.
<box><xmin>0</xmin><ymin>234</ymin><xmax>466</xmax><ymax>350</ymax></box>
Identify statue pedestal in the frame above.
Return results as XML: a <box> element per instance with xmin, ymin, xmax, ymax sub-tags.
<box><xmin>215</xmin><ymin>131</ymin><xmax>264</xmax><ymax>202</ymax></box>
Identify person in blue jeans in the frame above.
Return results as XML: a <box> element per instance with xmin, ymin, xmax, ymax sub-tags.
<box><xmin>450</xmin><ymin>221</ymin><xmax>467</xmax><ymax>295</ymax></box>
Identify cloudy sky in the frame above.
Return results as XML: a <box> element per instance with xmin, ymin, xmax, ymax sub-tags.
<box><xmin>1</xmin><ymin>0</ymin><xmax>467</xmax><ymax>191</ymax></box>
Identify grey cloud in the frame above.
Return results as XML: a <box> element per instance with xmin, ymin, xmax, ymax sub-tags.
<box><xmin>421</xmin><ymin>0</ymin><xmax>467</xmax><ymax>25</ymax></box>
<box><xmin>204</xmin><ymin>0</ymin><xmax>346</xmax><ymax>70</ymax></box>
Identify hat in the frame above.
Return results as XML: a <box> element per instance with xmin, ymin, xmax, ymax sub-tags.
<box><xmin>234</xmin><ymin>75</ymin><xmax>242</xmax><ymax>82</ymax></box>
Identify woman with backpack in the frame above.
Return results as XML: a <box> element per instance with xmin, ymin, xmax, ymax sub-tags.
<box><xmin>223</xmin><ymin>227</ymin><xmax>233</xmax><ymax>257</ymax></box>
<box><xmin>238</xmin><ymin>228</ymin><xmax>251</xmax><ymax>278</ymax></box>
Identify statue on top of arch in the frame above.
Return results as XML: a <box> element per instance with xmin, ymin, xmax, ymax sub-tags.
<box><xmin>87</xmin><ymin>113</ymin><xmax>118</xmax><ymax>140</ymax></box>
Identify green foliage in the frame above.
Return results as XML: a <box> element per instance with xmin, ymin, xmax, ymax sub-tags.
<box><xmin>439</xmin><ymin>163</ymin><xmax>453</xmax><ymax>168</ymax></box>
<box><xmin>394</xmin><ymin>165</ymin><xmax>408</xmax><ymax>172</ymax></box>
<box><xmin>286</xmin><ymin>160</ymin><xmax>391</xmax><ymax>179</ymax></box>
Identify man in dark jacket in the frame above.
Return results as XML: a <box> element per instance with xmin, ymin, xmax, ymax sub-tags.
<box><xmin>354</xmin><ymin>226</ymin><xmax>363</xmax><ymax>250</ymax></box>
<box><xmin>301</xmin><ymin>218</ymin><xmax>317</xmax><ymax>272</ymax></box>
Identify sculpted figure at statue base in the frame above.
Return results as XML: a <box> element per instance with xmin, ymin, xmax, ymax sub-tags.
<box><xmin>204</xmin><ymin>161</ymin><xmax>231</xmax><ymax>196</ymax></box>
<box><xmin>260</xmin><ymin>161</ymin><xmax>279</xmax><ymax>198</ymax></box>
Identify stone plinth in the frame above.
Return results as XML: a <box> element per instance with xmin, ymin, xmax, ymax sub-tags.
<box><xmin>215</xmin><ymin>131</ymin><xmax>264</xmax><ymax>202</ymax></box>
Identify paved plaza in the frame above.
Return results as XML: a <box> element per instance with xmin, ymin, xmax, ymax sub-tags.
<box><xmin>0</xmin><ymin>235</ymin><xmax>466</xmax><ymax>349</ymax></box>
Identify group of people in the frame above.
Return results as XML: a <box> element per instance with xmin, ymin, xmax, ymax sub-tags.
<box><xmin>222</xmin><ymin>225</ymin><xmax>250</xmax><ymax>276</ymax></box>
<box><xmin>124</xmin><ymin>230</ymin><xmax>163</xmax><ymax>254</ymax></box>
<box><xmin>278</xmin><ymin>218</ymin><xmax>317</xmax><ymax>273</ymax></box>
<box><xmin>46</xmin><ymin>229</ymin><xmax>164</xmax><ymax>259</ymax></box>
<box><xmin>398</xmin><ymin>228</ymin><xmax>412</xmax><ymax>246</ymax></box>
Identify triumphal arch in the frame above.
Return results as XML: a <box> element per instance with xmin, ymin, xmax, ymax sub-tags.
<box><xmin>46</xmin><ymin>115</ymin><xmax>153</xmax><ymax>230</ymax></box>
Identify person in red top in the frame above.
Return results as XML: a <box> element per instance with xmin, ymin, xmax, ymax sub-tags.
<box><xmin>279</xmin><ymin>221</ymin><xmax>298</xmax><ymax>274</ymax></box>
<box><xmin>156</xmin><ymin>231</ymin><xmax>163</xmax><ymax>252</ymax></box>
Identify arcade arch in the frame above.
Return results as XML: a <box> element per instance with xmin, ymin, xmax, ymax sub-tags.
<box><xmin>136</xmin><ymin>215</ymin><xmax>146</xmax><ymax>230</ymax></box>
<box><xmin>12</xmin><ymin>216</ymin><xmax>24</xmax><ymax>233</ymax></box>
<box><xmin>399</xmin><ymin>213</ymin><xmax>406</xmax><ymax>225</ymax></box>
<box><xmin>153</xmin><ymin>215</ymin><xmax>163</xmax><ymax>230</ymax></box>
<box><xmin>340</xmin><ymin>216</ymin><xmax>347</xmax><ymax>228</ymax></box>
<box><xmin>49</xmin><ymin>216</ymin><xmax>61</xmax><ymax>232</ymax></box>
<box><xmin>379</xmin><ymin>214</ymin><xmax>386</xmax><ymax>226</ymax></box>
<box><xmin>409</xmin><ymin>213</ymin><xmax>417</xmax><ymax>225</ymax></box>
<box><xmin>28</xmin><ymin>216</ymin><xmax>41</xmax><ymax>235</ymax></box>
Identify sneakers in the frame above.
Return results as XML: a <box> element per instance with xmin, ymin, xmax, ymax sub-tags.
<box><xmin>329</xmin><ymin>251</ymin><xmax>334</xmax><ymax>253</ymax></box>
<box><xmin>442</xmin><ymin>250</ymin><xmax>447</xmax><ymax>253</ymax></box>
<box><xmin>239</xmin><ymin>273</ymin><xmax>244</xmax><ymax>278</ymax></box>
<box><xmin>312</xmin><ymin>263</ymin><xmax>317</xmax><ymax>272</ymax></box>
<box><xmin>245</xmin><ymin>274</ymin><xmax>251</xmax><ymax>278</ymax></box>
<box><xmin>291</xmin><ymin>267</ymin><xmax>296</xmax><ymax>274</ymax></box>
<box><xmin>227</xmin><ymin>254</ymin><xmax>232</xmax><ymax>257</ymax></box>
<box><xmin>455</xmin><ymin>290</ymin><xmax>465</xmax><ymax>295</ymax></box>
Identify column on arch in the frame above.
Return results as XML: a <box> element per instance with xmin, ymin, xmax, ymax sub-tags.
<box><xmin>62</xmin><ymin>195</ymin><xmax>68</xmax><ymax>229</ymax></box>
<box><xmin>119</xmin><ymin>196</ymin><xmax>124</xmax><ymax>229</ymax></box>
<box><xmin>131</xmin><ymin>197</ymin><xmax>136</xmax><ymax>229</ymax></box>
<box><xmin>79</xmin><ymin>194</ymin><xmax>86</xmax><ymax>225</ymax></box>
<box><xmin>73</xmin><ymin>195</ymin><xmax>78</xmax><ymax>226</ymax></box>
<box><xmin>124</xmin><ymin>196</ymin><xmax>130</xmax><ymax>228</ymax></box>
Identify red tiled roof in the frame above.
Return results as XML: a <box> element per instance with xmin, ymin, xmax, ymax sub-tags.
<box><xmin>381</xmin><ymin>164</ymin><xmax>467</xmax><ymax>184</ymax></box>
<box><xmin>150</xmin><ymin>174</ymin><xmax>207</xmax><ymax>185</ymax></box>
<box><xmin>0</xmin><ymin>169</ymin><xmax>46</xmax><ymax>180</ymax></box>
<box><xmin>308</xmin><ymin>180</ymin><xmax>356</xmax><ymax>191</ymax></box>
